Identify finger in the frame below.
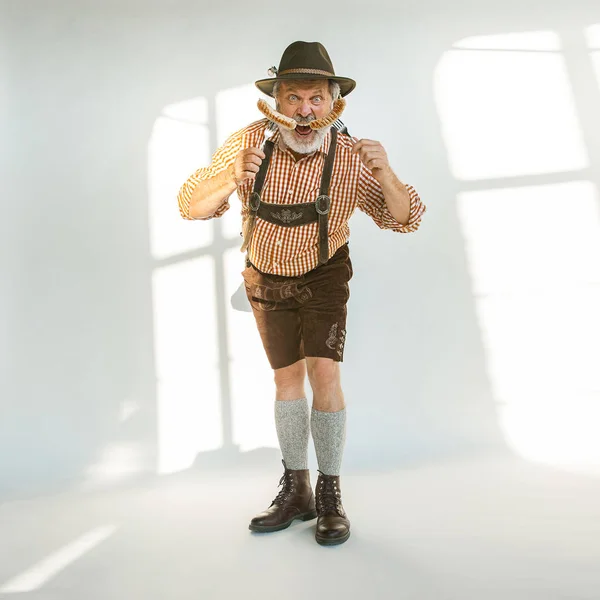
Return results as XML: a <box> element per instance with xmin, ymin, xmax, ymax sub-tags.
<box><xmin>360</xmin><ymin>150</ymin><xmax>387</xmax><ymax>165</ymax></box>
<box><xmin>353</xmin><ymin>139</ymin><xmax>381</xmax><ymax>153</ymax></box>
<box><xmin>242</xmin><ymin>163</ymin><xmax>260</xmax><ymax>174</ymax></box>
<box><xmin>360</xmin><ymin>145</ymin><xmax>384</xmax><ymax>158</ymax></box>
<box><xmin>246</xmin><ymin>147</ymin><xmax>266</xmax><ymax>160</ymax></box>
<box><xmin>244</xmin><ymin>154</ymin><xmax>264</xmax><ymax>167</ymax></box>
<box><xmin>367</xmin><ymin>159</ymin><xmax>387</xmax><ymax>171</ymax></box>
<box><xmin>240</xmin><ymin>171</ymin><xmax>257</xmax><ymax>182</ymax></box>
<box><xmin>356</xmin><ymin>149</ymin><xmax>378</xmax><ymax>165</ymax></box>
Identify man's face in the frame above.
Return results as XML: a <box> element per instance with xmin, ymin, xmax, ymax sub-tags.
<box><xmin>276</xmin><ymin>80</ymin><xmax>333</xmax><ymax>153</ymax></box>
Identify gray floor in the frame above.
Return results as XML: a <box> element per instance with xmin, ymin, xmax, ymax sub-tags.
<box><xmin>1</xmin><ymin>453</ymin><xmax>599</xmax><ymax>600</ymax></box>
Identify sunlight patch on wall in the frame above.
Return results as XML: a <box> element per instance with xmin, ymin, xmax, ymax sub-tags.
<box><xmin>453</xmin><ymin>31</ymin><xmax>561</xmax><ymax>51</ymax></box>
<box><xmin>478</xmin><ymin>293</ymin><xmax>600</xmax><ymax>474</ymax></box>
<box><xmin>223</xmin><ymin>247</ymin><xmax>278</xmax><ymax>453</ymax></box>
<box><xmin>584</xmin><ymin>24</ymin><xmax>600</xmax><ymax>49</ymax></box>
<box><xmin>457</xmin><ymin>181</ymin><xmax>600</xmax><ymax>294</ymax></box>
<box><xmin>215</xmin><ymin>83</ymin><xmax>264</xmax><ymax>146</ymax></box>
<box><xmin>590</xmin><ymin>50</ymin><xmax>600</xmax><ymax>93</ymax></box>
<box><xmin>152</xmin><ymin>257</ymin><xmax>222</xmax><ymax>474</ymax></box>
<box><xmin>148</xmin><ymin>97</ymin><xmax>213</xmax><ymax>259</ymax></box>
<box><xmin>434</xmin><ymin>40</ymin><xmax>588</xmax><ymax>180</ymax></box>
<box><xmin>457</xmin><ymin>183</ymin><xmax>600</xmax><ymax>474</ymax></box>
<box><xmin>587</xmin><ymin>24</ymin><xmax>600</xmax><ymax>92</ymax></box>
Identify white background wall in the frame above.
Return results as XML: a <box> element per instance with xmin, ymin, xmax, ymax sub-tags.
<box><xmin>2</xmin><ymin>0</ymin><xmax>600</xmax><ymax>498</ymax></box>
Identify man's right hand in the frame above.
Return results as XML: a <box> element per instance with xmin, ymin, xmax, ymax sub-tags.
<box><xmin>231</xmin><ymin>147</ymin><xmax>267</xmax><ymax>186</ymax></box>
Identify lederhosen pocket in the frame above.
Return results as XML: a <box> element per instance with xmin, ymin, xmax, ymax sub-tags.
<box><xmin>242</xmin><ymin>264</ymin><xmax>313</xmax><ymax>311</ymax></box>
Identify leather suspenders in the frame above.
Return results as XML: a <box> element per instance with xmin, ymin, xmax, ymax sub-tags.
<box><xmin>240</xmin><ymin>128</ymin><xmax>338</xmax><ymax>266</ymax></box>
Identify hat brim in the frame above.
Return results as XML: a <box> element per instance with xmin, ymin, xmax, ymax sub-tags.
<box><xmin>255</xmin><ymin>73</ymin><xmax>356</xmax><ymax>98</ymax></box>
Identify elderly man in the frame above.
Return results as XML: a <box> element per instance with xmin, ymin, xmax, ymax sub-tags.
<box><xmin>177</xmin><ymin>41</ymin><xmax>426</xmax><ymax>546</ymax></box>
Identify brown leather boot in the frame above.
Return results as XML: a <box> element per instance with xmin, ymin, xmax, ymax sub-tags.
<box><xmin>315</xmin><ymin>471</ymin><xmax>351</xmax><ymax>546</ymax></box>
<box><xmin>249</xmin><ymin>461</ymin><xmax>317</xmax><ymax>533</ymax></box>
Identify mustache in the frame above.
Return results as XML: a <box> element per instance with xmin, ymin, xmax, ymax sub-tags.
<box><xmin>293</xmin><ymin>115</ymin><xmax>315</xmax><ymax>125</ymax></box>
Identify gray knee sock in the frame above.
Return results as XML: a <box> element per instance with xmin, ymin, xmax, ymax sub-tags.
<box><xmin>274</xmin><ymin>398</ymin><xmax>310</xmax><ymax>470</ymax></box>
<box><xmin>311</xmin><ymin>407</ymin><xmax>346</xmax><ymax>476</ymax></box>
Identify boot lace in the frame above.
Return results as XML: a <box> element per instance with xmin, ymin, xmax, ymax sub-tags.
<box><xmin>316</xmin><ymin>471</ymin><xmax>343</xmax><ymax>515</ymax></box>
<box><xmin>271</xmin><ymin>470</ymin><xmax>296</xmax><ymax>506</ymax></box>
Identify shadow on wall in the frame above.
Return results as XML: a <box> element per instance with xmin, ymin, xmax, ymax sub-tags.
<box><xmin>2</xmin><ymin>0</ymin><xmax>600</xmax><ymax>500</ymax></box>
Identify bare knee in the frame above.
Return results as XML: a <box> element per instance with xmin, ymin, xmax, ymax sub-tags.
<box><xmin>274</xmin><ymin>359</ymin><xmax>306</xmax><ymax>400</ymax></box>
<box><xmin>306</xmin><ymin>358</ymin><xmax>340</xmax><ymax>394</ymax></box>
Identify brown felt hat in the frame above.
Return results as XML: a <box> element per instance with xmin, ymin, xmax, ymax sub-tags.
<box><xmin>255</xmin><ymin>41</ymin><xmax>356</xmax><ymax>98</ymax></box>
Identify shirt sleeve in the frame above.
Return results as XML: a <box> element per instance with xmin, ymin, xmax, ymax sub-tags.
<box><xmin>176</xmin><ymin>128</ymin><xmax>245</xmax><ymax>221</ymax></box>
<box><xmin>357</xmin><ymin>163</ymin><xmax>427</xmax><ymax>233</ymax></box>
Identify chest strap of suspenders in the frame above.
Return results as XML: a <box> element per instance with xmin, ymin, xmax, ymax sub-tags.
<box><xmin>240</xmin><ymin>128</ymin><xmax>338</xmax><ymax>266</ymax></box>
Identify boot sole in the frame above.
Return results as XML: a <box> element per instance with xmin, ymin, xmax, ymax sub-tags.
<box><xmin>315</xmin><ymin>530</ymin><xmax>351</xmax><ymax>546</ymax></box>
<box><xmin>249</xmin><ymin>509</ymin><xmax>317</xmax><ymax>533</ymax></box>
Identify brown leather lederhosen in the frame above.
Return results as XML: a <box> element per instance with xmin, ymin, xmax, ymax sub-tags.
<box><xmin>240</xmin><ymin>128</ymin><xmax>338</xmax><ymax>266</ymax></box>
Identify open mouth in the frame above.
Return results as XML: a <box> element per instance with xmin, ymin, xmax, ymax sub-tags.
<box><xmin>295</xmin><ymin>124</ymin><xmax>313</xmax><ymax>137</ymax></box>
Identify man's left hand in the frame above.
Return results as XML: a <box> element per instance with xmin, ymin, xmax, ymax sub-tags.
<box><xmin>352</xmin><ymin>139</ymin><xmax>392</xmax><ymax>181</ymax></box>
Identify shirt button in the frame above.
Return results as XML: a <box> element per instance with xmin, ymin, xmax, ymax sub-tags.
<box><xmin>276</xmin><ymin>240</ymin><xmax>282</xmax><ymax>246</ymax></box>
<box><xmin>288</xmin><ymin>189</ymin><xmax>292</xmax><ymax>195</ymax></box>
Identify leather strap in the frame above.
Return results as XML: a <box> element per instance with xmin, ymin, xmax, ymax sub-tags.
<box><xmin>241</xmin><ymin>129</ymin><xmax>338</xmax><ymax>266</ymax></box>
<box><xmin>257</xmin><ymin>200</ymin><xmax>317</xmax><ymax>227</ymax></box>
<box><xmin>240</xmin><ymin>140</ymin><xmax>275</xmax><ymax>252</ymax></box>
<box><xmin>320</xmin><ymin>128</ymin><xmax>337</xmax><ymax>197</ymax></box>
<box><xmin>316</xmin><ymin>128</ymin><xmax>337</xmax><ymax>264</ymax></box>
<box><xmin>253</xmin><ymin>139</ymin><xmax>275</xmax><ymax>195</ymax></box>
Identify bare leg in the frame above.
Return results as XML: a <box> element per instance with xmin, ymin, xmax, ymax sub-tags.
<box><xmin>306</xmin><ymin>357</ymin><xmax>345</xmax><ymax>412</ymax></box>
<box><xmin>274</xmin><ymin>358</ymin><xmax>306</xmax><ymax>400</ymax></box>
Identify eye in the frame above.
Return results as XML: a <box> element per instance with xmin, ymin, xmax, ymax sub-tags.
<box><xmin>289</xmin><ymin>95</ymin><xmax>298</xmax><ymax>102</ymax></box>
<box><xmin>313</xmin><ymin>96</ymin><xmax>322</xmax><ymax>103</ymax></box>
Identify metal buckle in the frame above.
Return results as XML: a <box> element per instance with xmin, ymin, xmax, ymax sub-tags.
<box><xmin>315</xmin><ymin>195</ymin><xmax>330</xmax><ymax>215</ymax></box>
<box><xmin>249</xmin><ymin>192</ymin><xmax>261</xmax><ymax>212</ymax></box>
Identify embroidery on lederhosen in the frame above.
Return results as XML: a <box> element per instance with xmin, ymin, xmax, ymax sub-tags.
<box><xmin>326</xmin><ymin>324</ymin><xmax>339</xmax><ymax>350</ymax></box>
<box><xmin>297</xmin><ymin>287</ymin><xmax>312</xmax><ymax>303</ymax></box>
<box><xmin>247</xmin><ymin>279</ymin><xmax>311</xmax><ymax>308</ymax></box>
<box><xmin>337</xmin><ymin>328</ymin><xmax>347</xmax><ymax>357</ymax></box>
<box><xmin>256</xmin><ymin>301</ymin><xmax>277</xmax><ymax>311</ymax></box>
<box><xmin>280</xmin><ymin>284</ymin><xmax>294</xmax><ymax>299</ymax></box>
<box><xmin>270</xmin><ymin>209</ymin><xmax>304</xmax><ymax>224</ymax></box>
<box><xmin>326</xmin><ymin>323</ymin><xmax>347</xmax><ymax>356</ymax></box>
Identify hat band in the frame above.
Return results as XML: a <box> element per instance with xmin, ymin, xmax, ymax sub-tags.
<box><xmin>278</xmin><ymin>68</ymin><xmax>335</xmax><ymax>77</ymax></box>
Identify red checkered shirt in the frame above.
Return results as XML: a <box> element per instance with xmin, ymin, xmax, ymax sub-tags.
<box><xmin>177</xmin><ymin>119</ymin><xmax>426</xmax><ymax>276</ymax></box>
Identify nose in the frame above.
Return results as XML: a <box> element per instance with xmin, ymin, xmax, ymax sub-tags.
<box><xmin>296</xmin><ymin>100</ymin><xmax>312</xmax><ymax>118</ymax></box>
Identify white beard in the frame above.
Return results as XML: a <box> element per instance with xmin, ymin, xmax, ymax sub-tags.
<box><xmin>277</xmin><ymin>123</ymin><xmax>331</xmax><ymax>155</ymax></box>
